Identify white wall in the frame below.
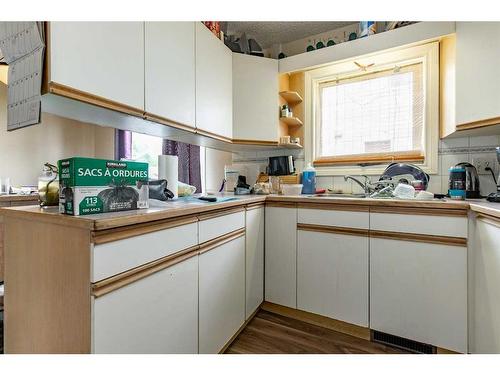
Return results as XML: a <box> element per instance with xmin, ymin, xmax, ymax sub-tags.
<box><xmin>0</xmin><ymin>83</ymin><xmax>115</xmax><ymax>186</ymax></box>
<box><xmin>203</xmin><ymin>147</ymin><xmax>232</xmax><ymax>193</ymax></box>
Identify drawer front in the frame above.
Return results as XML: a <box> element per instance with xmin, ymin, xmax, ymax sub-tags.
<box><xmin>370</xmin><ymin>212</ymin><xmax>467</xmax><ymax>238</ymax></box>
<box><xmin>199</xmin><ymin>211</ymin><xmax>245</xmax><ymax>243</ymax></box>
<box><xmin>92</xmin><ymin>222</ymin><xmax>198</xmax><ymax>282</ymax></box>
<box><xmin>298</xmin><ymin>208</ymin><xmax>369</xmax><ymax>229</ymax></box>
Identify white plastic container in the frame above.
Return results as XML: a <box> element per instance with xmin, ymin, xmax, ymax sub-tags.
<box><xmin>281</xmin><ymin>184</ymin><xmax>303</xmax><ymax>195</ymax></box>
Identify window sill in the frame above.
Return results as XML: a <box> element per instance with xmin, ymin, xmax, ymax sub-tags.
<box><xmin>313</xmin><ymin>152</ymin><xmax>425</xmax><ymax>167</ymax></box>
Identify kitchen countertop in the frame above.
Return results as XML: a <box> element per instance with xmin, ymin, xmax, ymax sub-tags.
<box><xmin>1</xmin><ymin>193</ymin><xmax>499</xmax><ymax>231</ymax></box>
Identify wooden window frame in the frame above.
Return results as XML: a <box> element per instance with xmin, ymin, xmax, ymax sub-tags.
<box><xmin>304</xmin><ymin>42</ymin><xmax>439</xmax><ymax>176</ymax></box>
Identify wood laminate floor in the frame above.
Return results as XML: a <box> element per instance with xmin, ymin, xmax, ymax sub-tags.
<box><xmin>225</xmin><ymin>310</ymin><xmax>409</xmax><ymax>354</ymax></box>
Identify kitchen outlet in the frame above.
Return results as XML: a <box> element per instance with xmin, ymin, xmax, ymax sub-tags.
<box><xmin>472</xmin><ymin>156</ymin><xmax>498</xmax><ymax>175</ymax></box>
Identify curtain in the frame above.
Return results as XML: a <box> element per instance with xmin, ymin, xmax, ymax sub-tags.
<box><xmin>163</xmin><ymin>139</ymin><xmax>202</xmax><ymax>193</ymax></box>
<box><xmin>115</xmin><ymin>129</ymin><xmax>132</xmax><ymax>160</ymax></box>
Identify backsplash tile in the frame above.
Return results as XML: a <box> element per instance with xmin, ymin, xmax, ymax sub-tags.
<box><xmin>231</xmin><ymin>135</ymin><xmax>499</xmax><ymax>197</ymax></box>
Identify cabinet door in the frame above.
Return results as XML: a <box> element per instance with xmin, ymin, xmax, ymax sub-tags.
<box><xmin>370</xmin><ymin>238</ymin><xmax>467</xmax><ymax>352</ymax></box>
<box><xmin>49</xmin><ymin>22</ymin><xmax>144</xmax><ymax>109</ymax></box>
<box><xmin>93</xmin><ymin>256</ymin><xmax>198</xmax><ymax>354</ymax></box>
<box><xmin>471</xmin><ymin>217</ymin><xmax>500</xmax><ymax>353</ymax></box>
<box><xmin>456</xmin><ymin>22</ymin><xmax>500</xmax><ymax>125</ymax></box>
<box><xmin>297</xmin><ymin>230</ymin><xmax>368</xmax><ymax>327</ymax></box>
<box><xmin>199</xmin><ymin>236</ymin><xmax>245</xmax><ymax>353</ymax></box>
<box><xmin>232</xmin><ymin>53</ymin><xmax>279</xmax><ymax>142</ymax></box>
<box><xmin>265</xmin><ymin>206</ymin><xmax>297</xmax><ymax>308</ymax></box>
<box><xmin>195</xmin><ymin>22</ymin><xmax>233</xmax><ymax>139</ymax></box>
<box><xmin>245</xmin><ymin>207</ymin><xmax>264</xmax><ymax>319</ymax></box>
<box><xmin>145</xmin><ymin>22</ymin><xmax>195</xmax><ymax>127</ymax></box>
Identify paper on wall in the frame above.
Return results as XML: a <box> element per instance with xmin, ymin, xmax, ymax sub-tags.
<box><xmin>0</xmin><ymin>21</ymin><xmax>45</xmax><ymax>130</ymax></box>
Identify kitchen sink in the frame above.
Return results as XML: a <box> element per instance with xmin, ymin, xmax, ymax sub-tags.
<box><xmin>308</xmin><ymin>193</ymin><xmax>368</xmax><ymax>199</ymax></box>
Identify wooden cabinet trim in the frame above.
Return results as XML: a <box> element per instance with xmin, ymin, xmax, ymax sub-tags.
<box><xmin>476</xmin><ymin>214</ymin><xmax>500</xmax><ymax>229</ymax></box>
<box><xmin>197</xmin><ymin>206</ymin><xmax>245</xmax><ymax>221</ymax></box>
<box><xmin>245</xmin><ymin>203</ymin><xmax>265</xmax><ymax>211</ymax></box>
<box><xmin>92</xmin><ymin>216</ymin><xmax>199</xmax><ymax>244</ymax></box>
<box><xmin>92</xmin><ymin>244</ymin><xmax>200</xmax><ymax>298</ymax></box>
<box><xmin>456</xmin><ymin>116</ymin><xmax>500</xmax><ymax>131</ymax></box>
<box><xmin>195</xmin><ymin>128</ymin><xmax>233</xmax><ymax>143</ymax></box>
<box><xmin>297</xmin><ymin>223</ymin><xmax>369</xmax><ymax>237</ymax></box>
<box><xmin>297</xmin><ymin>202</ymin><xmax>369</xmax><ymax>212</ymax></box>
<box><xmin>370</xmin><ymin>206</ymin><xmax>468</xmax><ymax>217</ymax></box>
<box><xmin>198</xmin><ymin>228</ymin><xmax>246</xmax><ymax>255</ymax></box>
<box><xmin>48</xmin><ymin>82</ymin><xmax>145</xmax><ymax>118</ymax></box>
<box><xmin>370</xmin><ymin>229</ymin><xmax>467</xmax><ymax>247</ymax></box>
<box><xmin>144</xmin><ymin>112</ymin><xmax>196</xmax><ymax>133</ymax></box>
<box><xmin>265</xmin><ymin>202</ymin><xmax>297</xmax><ymax>208</ymax></box>
<box><xmin>232</xmin><ymin>139</ymin><xmax>279</xmax><ymax>146</ymax></box>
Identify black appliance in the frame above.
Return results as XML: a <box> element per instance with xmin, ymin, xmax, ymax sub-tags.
<box><xmin>455</xmin><ymin>162</ymin><xmax>481</xmax><ymax>199</ymax></box>
<box><xmin>268</xmin><ymin>156</ymin><xmax>295</xmax><ymax>176</ymax></box>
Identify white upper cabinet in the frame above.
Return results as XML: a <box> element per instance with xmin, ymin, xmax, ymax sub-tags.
<box><xmin>145</xmin><ymin>22</ymin><xmax>196</xmax><ymax>128</ymax></box>
<box><xmin>232</xmin><ymin>53</ymin><xmax>279</xmax><ymax>142</ymax></box>
<box><xmin>195</xmin><ymin>22</ymin><xmax>233</xmax><ymax>139</ymax></box>
<box><xmin>49</xmin><ymin>22</ymin><xmax>145</xmax><ymax>110</ymax></box>
<box><xmin>456</xmin><ymin>22</ymin><xmax>500</xmax><ymax>126</ymax></box>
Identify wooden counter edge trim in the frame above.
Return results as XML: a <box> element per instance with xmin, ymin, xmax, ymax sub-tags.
<box><xmin>219</xmin><ymin>303</ymin><xmax>262</xmax><ymax>354</ymax></box>
<box><xmin>370</xmin><ymin>230</ymin><xmax>467</xmax><ymax>247</ymax></box>
<box><xmin>297</xmin><ymin>223</ymin><xmax>369</xmax><ymax>237</ymax></box>
<box><xmin>92</xmin><ymin>215</ymin><xmax>199</xmax><ymax>244</ymax></box>
<box><xmin>48</xmin><ymin>82</ymin><xmax>144</xmax><ymax>118</ymax></box>
<box><xmin>261</xmin><ymin>301</ymin><xmax>370</xmax><ymax>341</ymax></box>
<box><xmin>265</xmin><ymin>201</ymin><xmax>297</xmax><ymax>208</ymax></box>
<box><xmin>476</xmin><ymin>214</ymin><xmax>500</xmax><ymax>229</ymax></box>
<box><xmin>92</xmin><ymin>244</ymin><xmax>200</xmax><ymax>298</ymax></box>
<box><xmin>370</xmin><ymin>205</ymin><xmax>468</xmax><ymax>217</ymax></box>
<box><xmin>297</xmin><ymin>202</ymin><xmax>369</xmax><ymax>212</ymax></box>
<box><xmin>456</xmin><ymin>116</ymin><xmax>500</xmax><ymax>131</ymax></box>
<box><xmin>198</xmin><ymin>228</ymin><xmax>246</xmax><ymax>255</ymax></box>
<box><xmin>197</xmin><ymin>206</ymin><xmax>245</xmax><ymax>221</ymax></box>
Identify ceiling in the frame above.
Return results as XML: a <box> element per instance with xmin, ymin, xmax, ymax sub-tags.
<box><xmin>225</xmin><ymin>22</ymin><xmax>357</xmax><ymax>48</ymax></box>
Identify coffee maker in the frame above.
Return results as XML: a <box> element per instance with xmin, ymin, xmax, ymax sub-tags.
<box><xmin>487</xmin><ymin>147</ymin><xmax>500</xmax><ymax>202</ymax></box>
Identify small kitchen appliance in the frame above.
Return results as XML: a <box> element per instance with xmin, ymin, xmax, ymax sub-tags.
<box><xmin>454</xmin><ymin>162</ymin><xmax>481</xmax><ymax>199</ymax></box>
<box><xmin>448</xmin><ymin>165</ymin><xmax>466</xmax><ymax>200</ymax></box>
<box><xmin>268</xmin><ymin>156</ymin><xmax>295</xmax><ymax>176</ymax></box>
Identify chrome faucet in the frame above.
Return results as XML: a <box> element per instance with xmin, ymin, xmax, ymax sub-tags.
<box><xmin>344</xmin><ymin>175</ymin><xmax>373</xmax><ymax>194</ymax></box>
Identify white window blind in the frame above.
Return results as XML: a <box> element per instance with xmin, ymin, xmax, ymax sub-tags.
<box><xmin>316</xmin><ymin>62</ymin><xmax>424</xmax><ymax>163</ymax></box>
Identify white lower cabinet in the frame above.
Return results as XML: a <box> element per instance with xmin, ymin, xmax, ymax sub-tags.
<box><xmin>297</xmin><ymin>230</ymin><xmax>369</xmax><ymax>327</ymax></box>
<box><xmin>199</xmin><ymin>236</ymin><xmax>246</xmax><ymax>353</ymax></box>
<box><xmin>92</xmin><ymin>256</ymin><xmax>198</xmax><ymax>354</ymax></box>
<box><xmin>470</xmin><ymin>216</ymin><xmax>500</xmax><ymax>353</ymax></box>
<box><xmin>265</xmin><ymin>206</ymin><xmax>297</xmax><ymax>308</ymax></box>
<box><xmin>245</xmin><ymin>207</ymin><xmax>265</xmax><ymax>319</ymax></box>
<box><xmin>370</xmin><ymin>238</ymin><xmax>467</xmax><ymax>353</ymax></box>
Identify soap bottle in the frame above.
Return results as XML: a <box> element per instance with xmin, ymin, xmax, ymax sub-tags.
<box><xmin>301</xmin><ymin>163</ymin><xmax>316</xmax><ymax>194</ymax></box>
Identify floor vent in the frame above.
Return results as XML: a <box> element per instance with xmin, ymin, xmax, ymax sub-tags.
<box><xmin>372</xmin><ymin>331</ymin><xmax>435</xmax><ymax>354</ymax></box>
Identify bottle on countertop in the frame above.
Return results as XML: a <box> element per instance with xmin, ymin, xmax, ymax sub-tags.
<box><xmin>301</xmin><ymin>163</ymin><xmax>317</xmax><ymax>195</ymax></box>
<box><xmin>38</xmin><ymin>162</ymin><xmax>59</xmax><ymax>207</ymax></box>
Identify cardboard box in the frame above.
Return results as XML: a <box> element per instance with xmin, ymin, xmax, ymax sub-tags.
<box><xmin>58</xmin><ymin>157</ymin><xmax>149</xmax><ymax>216</ymax></box>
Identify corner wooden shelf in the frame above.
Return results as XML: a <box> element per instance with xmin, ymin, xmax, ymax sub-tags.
<box><xmin>279</xmin><ymin>116</ymin><xmax>303</xmax><ymax>126</ymax></box>
<box><xmin>279</xmin><ymin>91</ymin><xmax>303</xmax><ymax>104</ymax></box>
<box><xmin>279</xmin><ymin>143</ymin><xmax>303</xmax><ymax>149</ymax></box>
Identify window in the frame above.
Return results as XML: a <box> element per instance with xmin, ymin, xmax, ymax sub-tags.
<box><xmin>131</xmin><ymin>133</ymin><xmax>163</xmax><ymax>179</ymax></box>
<box><xmin>307</xmin><ymin>42</ymin><xmax>439</xmax><ymax>175</ymax></box>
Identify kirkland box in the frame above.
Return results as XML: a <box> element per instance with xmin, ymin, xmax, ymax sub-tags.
<box><xmin>58</xmin><ymin>157</ymin><xmax>149</xmax><ymax>216</ymax></box>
